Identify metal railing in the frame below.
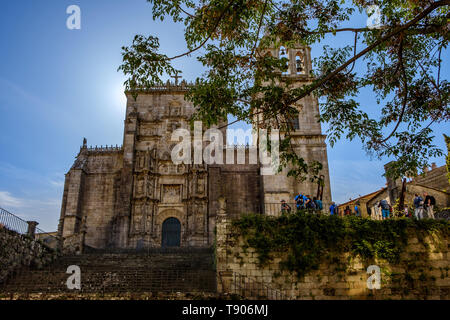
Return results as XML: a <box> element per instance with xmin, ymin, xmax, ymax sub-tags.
<box><xmin>0</xmin><ymin>207</ymin><xmax>58</xmax><ymax>244</ymax></box>
<box><xmin>224</xmin><ymin>271</ymin><xmax>288</xmax><ymax>300</ymax></box>
<box><xmin>264</xmin><ymin>202</ymin><xmax>324</xmax><ymax>216</ymax></box>
<box><xmin>0</xmin><ymin>207</ymin><xmax>30</xmax><ymax>235</ymax></box>
<box><xmin>264</xmin><ymin>202</ymin><xmax>296</xmax><ymax>216</ymax></box>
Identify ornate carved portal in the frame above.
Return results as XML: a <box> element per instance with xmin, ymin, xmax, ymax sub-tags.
<box><xmin>125</xmin><ymin>94</ymin><xmax>212</xmax><ymax>248</ymax></box>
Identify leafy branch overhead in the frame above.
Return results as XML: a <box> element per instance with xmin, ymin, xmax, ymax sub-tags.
<box><xmin>119</xmin><ymin>0</ymin><xmax>450</xmax><ymax>180</ymax></box>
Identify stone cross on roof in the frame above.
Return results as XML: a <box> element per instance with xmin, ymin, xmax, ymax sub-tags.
<box><xmin>170</xmin><ymin>71</ymin><xmax>182</xmax><ymax>85</ymax></box>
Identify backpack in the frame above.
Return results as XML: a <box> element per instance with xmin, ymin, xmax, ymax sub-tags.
<box><xmin>316</xmin><ymin>200</ymin><xmax>323</xmax><ymax>210</ymax></box>
<box><xmin>429</xmin><ymin>196</ymin><xmax>436</xmax><ymax>206</ymax></box>
<box><xmin>380</xmin><ymin>200</ymin><xmax>389</xmax><ymax>210</ymax></box>
<box><xmin>414</xmin><ymin>196</ymin><xmax>423</xmax><ymax>208</ymax></box>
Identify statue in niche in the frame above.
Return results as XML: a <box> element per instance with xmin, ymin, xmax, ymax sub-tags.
<box><xmin>195</xmin><ymin>213</ymin><xmax>204</xmax><ymax>232</ymax></box>
<box><xmin>145</xmin><ymin>205</ymin><xmax>153</xmax><ymax>233</ymax></box>
<box><xmin>132</xmin><ymin>204</ymin><xmax>143</xmax><ymax>233</ymax></box>
<box><xmin>145</xmin><ymin>148</ymin><xmax>151</xmax><ymax>169</ymax></box>
<box><xmin>197</xmin><ymin>177</ymin><xmax>205</xmax><ymax>194</ymax></box>
<box><xmin>138</xmin><ymin>151</ymin><xmax>146</xmax><ymax>169</ymax></box>
<box><xmin>146</xmin><ymin>148</ymin><xmax>156</xmax><ymax>171</ymax></box>
<box><xmin>146</xmin><ymin>177</ymin><xmax>154</xmax><ymax>197</ymax></box>
<box><xmin>136</xmin><ymin>178</ymin><xmax>145</xmax><ymax>196</ymax></box>
<box><xmin>133</xmin><ymin>215</ymin><xmax>142</xmax><ymax>233</ymax></box>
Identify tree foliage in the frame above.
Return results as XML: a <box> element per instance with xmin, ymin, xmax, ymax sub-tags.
<box><xmin>119</xmin><ymin>0</ymin><xmax>450</xmax><ymax>180</ymax></box>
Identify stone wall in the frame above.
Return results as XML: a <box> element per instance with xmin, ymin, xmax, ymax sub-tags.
<box><xmin>413</xmin><ymin>166</ymin><xmax>449</xmax><ymax>192</ymax></box>
<box><xmin>0</xmin><ymin>227</ymin><xmax>58</xmax><ymax>284</ymax></box>
<box><xmin>216</xmin><ymin>215</ymin><xmax>450</xmax><ymax>300</ymax></box>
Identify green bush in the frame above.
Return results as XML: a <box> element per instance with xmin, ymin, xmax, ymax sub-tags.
<box><xmin>231</xmin><ymin>211</ymin><xmax>449</xmax><ymax>278</ymax></box>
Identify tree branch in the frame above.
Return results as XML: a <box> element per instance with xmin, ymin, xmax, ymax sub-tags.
<box><xmin>288</xmin><ymin>0</ymin><xmax>449</xmax><ymax>106</ymax></box>
<box><xmin>168</xmin><ymin>1</ymin><xmax>234</xmax><ymax>60</ymax></box>
<box><xmin>344</xmin><ymin>31</ymin><xmax>358</xmax><ymax>76</ymax></box>
<box><xmin>378</xmin><ymin>37</ymin><xmax>408</xmax><ymax>144</ymax></box>
<box><xmin>251</xmin><ymin>0</ymin><xmax>269</xmax><ymax>58</ymax></box>
<box><xmin>178</xmin><ymin>5</ymin><xmax>194</xmax><ymax>18</ymax></box>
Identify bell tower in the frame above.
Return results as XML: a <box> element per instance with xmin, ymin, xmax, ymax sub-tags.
<box><xmin>254</xmin><ymin>43</ymin><xmax>332</xmax><ymax>213</ymax></box>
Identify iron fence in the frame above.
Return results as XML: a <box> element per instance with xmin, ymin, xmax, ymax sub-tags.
<box><xmin>0</xmin><ymin>207</ymin><xmax>58</xmax><ymax>244</ymax></box>
<box><xmin>224</xmin><ymin>271</ymin><xmax>288</xmax><ymax>300</ymax></box>
<box><xmin>0</xmin><ymin>207</ymin><xmax>29</xmax><ymax>235</ymax></box>
<box><xmin>264</xmin><ymin>202</ymin><xmax>296</xmax><ymax>216</ymax></box>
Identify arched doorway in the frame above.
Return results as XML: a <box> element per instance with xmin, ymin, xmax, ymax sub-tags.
<box><xmin>161</xmin><ymin>217</ymin><xmax>181</xmax><ymax>247</ymax></box>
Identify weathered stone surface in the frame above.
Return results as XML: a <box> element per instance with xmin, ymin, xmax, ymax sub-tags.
<box><xmin>0</xmin><ymin>227</ymin><xmax>57</xmax><ymax>284</ymax></box>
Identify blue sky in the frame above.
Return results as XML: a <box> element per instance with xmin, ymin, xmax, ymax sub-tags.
<box><xmin>0</xmin><ymin>1</ymin><xmax>448</xmax><ymax>231</ymax></box>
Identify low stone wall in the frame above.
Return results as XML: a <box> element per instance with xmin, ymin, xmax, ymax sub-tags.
<box><xmin>62</xmin><ymin>232</ymin><xmax>85</xmax><ymax>255</ymax></box>
<box><xmin>216</xmin><ymin>215</ymin><xmax>450</xmax><ymax>300</ymax></box>
<box><xmin>0</xmin><ymin>227</ymin><xmax>58</xmax><ymax>284</ymax></box>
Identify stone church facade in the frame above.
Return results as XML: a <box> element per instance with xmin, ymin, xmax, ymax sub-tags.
<box><xmin>57</xmin><ymin>44</ymin><xmax>332</xmax><ymax>250</ymax></box>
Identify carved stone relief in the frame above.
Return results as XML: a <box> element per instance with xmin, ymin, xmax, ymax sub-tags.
<box><xmin>162</xmin><ymin>185</ymin><xmax>181</xmax><ymax>203</ymax></box>
<box><xmin>197</xmin><ymin>176</ymin><xmax>205</xmax><ymax>195</ymax></box>
<box><xmin>135</xmin><ymin>177</ymin><xmax>145</xmax><ymax>196</ymax></box>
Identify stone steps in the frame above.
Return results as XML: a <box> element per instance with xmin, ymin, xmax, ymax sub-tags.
<box><xmin>1</xmin><ymin>251</ymin><xmax>217</xmax><ymax>294</ymax></box>
<box><xmin>0</xmin><ymin>292</ymin><xmax>233</xmax><ymax>300</ymax></box>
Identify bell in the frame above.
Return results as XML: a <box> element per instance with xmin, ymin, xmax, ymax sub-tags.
<box><xmin>296</xmin><ymin>58</ymin><xmax>303</xmax><ymax>72</ymax></box>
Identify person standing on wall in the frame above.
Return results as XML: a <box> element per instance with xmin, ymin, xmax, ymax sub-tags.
<box><xmin>305</xmin><ymin>195</ymin><xmax>316</xmax><ymax>210</ymax></box>
<box><xmin>329</xmin><ymin>202</ymin><xmax>337</xmax><ymax>215</ymax></box>
<box><xmin>423</xmin><ymin>192</ymin><xmax>436</xmax><ymax>219</ymax></box>
<box><xmin>378</xmin><ymin>199</ymin><xmax>390</xmax><ymax>220</ymax></box>
<box><xmin>354</xmin><ymin>205</ymin><xmax>360</xmax><ymax>217</ymax></box>
<box><xmin>295</xmin><ymin>193</ymin><xmax>307</xmax><ymax>210</ymax></box>
<box><xmin>280</xmin><ymin>200</ymin><xmax>292</xmax><ymax>215</ymax></box>
<box><xmin>413</xmin><ymin>194</ymin><xmax>425</xmax><ymax>220</ymax></box>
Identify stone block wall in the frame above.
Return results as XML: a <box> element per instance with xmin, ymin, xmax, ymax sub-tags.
<box><xmin>0</xmin><ymin>227</ymin><xmax>58</xmax><ymax>284</ymax></box>
<box><xmin>216</xmin><ymin>216</ymin><xmax>450</xmax><ymax>299</ymax></box>
<box><xmin>413</xmin><ymin>166</ymin><xmax>449</xmax><ymax>192</ymax></box>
